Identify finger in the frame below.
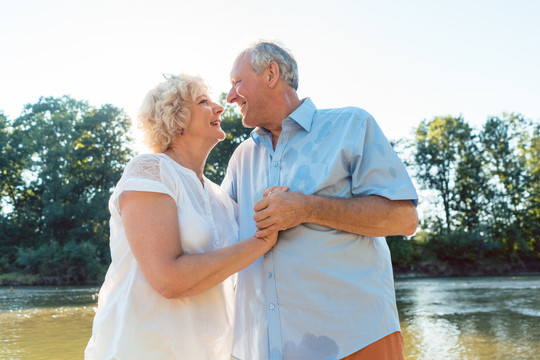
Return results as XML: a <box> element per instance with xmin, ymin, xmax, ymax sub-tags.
<box><xmin>255</xmin><ymin>217</ymin><xmax>275</xmax><ymax>230</ymax></box>
<box><xmin>263</xmin><ymin>186</ymin><xmax>282</xmax><ymax>198</ymax></box>
<box><xmin>255</xmin><ymin>226</ymin><xmax>278</xmax><ymax>239</ymax></box>
<box><xmin>272</xmin><ymin>186</ymin><xmax>290</xmax><ymax>194</ymax></box>
<box><xmin>253</xmin><ymin>209</ymin><xmax>270</xmax><ymax>222</ymax></box>
<box><xmin>254</xmin><ymin>197</ymin><xmax>269</xmax><ymax>212</ymax></box>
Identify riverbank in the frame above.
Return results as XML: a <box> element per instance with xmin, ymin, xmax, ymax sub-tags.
<box><xmin>393</xmin><ymin>259</ymin><xmax>540</xmax><ymax>279</ymax></box>
<box><xmin>0</xmin><ymin>272</ymin><xmax>102</xmax><ymax>286</ymax></box>
<box><xmin>2</xmin><ymin>260</ymin><xmax>540</xmax><ymax>286</ymax></box>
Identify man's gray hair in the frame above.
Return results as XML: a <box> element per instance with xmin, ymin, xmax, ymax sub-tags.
<box><xmin>245</xmin><ymin>40</ymin><xmax>299</xmax><ymax>90</ymax></box>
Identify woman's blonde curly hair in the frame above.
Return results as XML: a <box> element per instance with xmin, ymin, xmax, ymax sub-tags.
<box><xmin>137</xmin><ymin>74</ymin><xmax>208</xmax><ymax>153</ymax></box>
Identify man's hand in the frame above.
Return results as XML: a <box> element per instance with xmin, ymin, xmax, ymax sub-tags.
<box><xmin>254</xmin><ymin>187</ymin><xmax>310</xmax><ymax>238</ymax></box>
<box><xmin>255</xmin><ymin>191</ymin><xmax>418</xmax><ymax>238</ymax></box>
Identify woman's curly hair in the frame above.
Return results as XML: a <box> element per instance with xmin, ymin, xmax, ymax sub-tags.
<box><xmin>137</xmin><ymin>74</ymin><xmax>208</xmax><ymax>153</ymax></box>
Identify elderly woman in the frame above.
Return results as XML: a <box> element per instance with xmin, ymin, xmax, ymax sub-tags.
<box><xmin>85</xmin><ymin>74</ymin><xmax>284</xmax><ymax>359</ymax></box>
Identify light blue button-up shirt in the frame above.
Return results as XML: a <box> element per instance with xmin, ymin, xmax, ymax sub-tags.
<box><xmin>222</xmin><ymin>98</ymin><xmax>417</xmax><ymax>360</ymax></box>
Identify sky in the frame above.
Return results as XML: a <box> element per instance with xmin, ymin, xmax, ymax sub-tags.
<box><xmin>1</xmin><ymin>0</ymin><xmax>539</xmax><ymax>152</ymax></box>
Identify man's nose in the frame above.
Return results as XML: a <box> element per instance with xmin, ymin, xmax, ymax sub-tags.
<box><xmin>226</xmin><ymin>87</ymin><xmax>237</xmax><ymax>104</ymax></box>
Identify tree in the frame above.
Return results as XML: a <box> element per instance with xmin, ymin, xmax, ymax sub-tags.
<box><xmin>525</xmin><ymin>123</ymin><xmax>540</xmax><ymax>257</ymax></box>
<box><xmin>2</xmin><ymin>96</ymin><xmax>133</xmax><ymax>280</ymax></box>
<box><xmin>204</xmin><ymin>93</ymin><xmax>251</xmax><ymax>183</ymax></box>
<box><xmin>414</xmin><ymin>116</ymin><xmax>484</xmax><ymax>233</ymax></box>
<box><xmin>480</xmin><ymin>113</ymin><xmax>538</xmax><ymax>259</ymax></box>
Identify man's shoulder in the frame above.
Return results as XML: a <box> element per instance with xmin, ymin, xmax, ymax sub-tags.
<box><xmin>317</xmin><ymin>105</ymin><xmax>372</xmax><ymax>119</ymax></box>
<box><xmin>236</xmin><ymin>136</ymin><xmax>257</xmax><ymax>151</ymax></box>
<box><xmin>313</xmin><ymin>106</ymin><xmax>374</xmax><ymax>132</ymax></box>
<box><xmin>228</xmin><ymin>136</ymin><xmax>258</xmax><ymax>162</ymax></box>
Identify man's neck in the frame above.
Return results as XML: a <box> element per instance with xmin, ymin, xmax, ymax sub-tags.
<box><xmin>268</xmin><ymin>92</ymin><xmax>303</xmax><ymax>149</ymax></box>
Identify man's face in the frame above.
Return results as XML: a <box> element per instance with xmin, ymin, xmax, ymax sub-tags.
<box><xmin>226</xmin><ymin>52</ymin><xmax>267</xmax><ymax>128</ymax></box>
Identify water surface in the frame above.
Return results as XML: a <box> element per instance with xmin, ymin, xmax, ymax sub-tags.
<box><xmin>0</xmin><ymin>276</ymin><xmax>538</xmax><ymax>359</ymax></box>
<box><xmin>396</xmin><ymin>276</ymin><xmax>540</xmax><ymax>359</ymax></box>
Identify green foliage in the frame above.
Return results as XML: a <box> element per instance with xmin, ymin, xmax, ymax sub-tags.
<box><xmin>413</xmin><ymin>113</ymin><xmax>539</xmax><ymax>264</ymax></box>
<box><xmin>0</xmin><ymin>96</ymin><xmax>133</xmax><ymax>284</ymax></box>
<box><xmin>15</xmin><ymin>241</ymin><xmax>104</xmax><ymax>284</ymax></box>
<box><xmin>414</xmin><ymin>116</ymin><xmax>486</xmax><ymax>232</ymax></box>
<box><xmin>387</xmin><ymin>236</ymin><xmax>422</xmax><ymax>267</ymax></box>
<box><xmin>479</xmin><ymin>114</ymin><xmax>538</xmax><ymax>260</ymax></box>
<box><xmin>423</xmin><ymin>230</ymin><xmax>490</xmax><ymax>263</ymax></box>
<box><xmin>204</xmin><ymin>93</ymin><xmax>251</xmax><ymax>184</ymax></box>
<box><xmin>2</xmin><ymin>92</ymin><xmax>538</xmax><ymax>282</ymax></box>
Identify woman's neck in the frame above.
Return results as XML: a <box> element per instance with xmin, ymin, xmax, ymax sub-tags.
<box><xmin>164</xmin><ymin>144</ymin><xmax>210</xmax><ymax>186</ymax></box>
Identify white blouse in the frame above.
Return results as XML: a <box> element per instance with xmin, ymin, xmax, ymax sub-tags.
<box><xmin>85</xmin><ymin>153</ymin><xmax>238</xmax><ymax>360</ymax></box>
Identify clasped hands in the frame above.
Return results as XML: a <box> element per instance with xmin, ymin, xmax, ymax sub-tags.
<box><xmin>254</xmin><ymin>186</ymin><xmax>307</xmax><ymax>239</ymax></box>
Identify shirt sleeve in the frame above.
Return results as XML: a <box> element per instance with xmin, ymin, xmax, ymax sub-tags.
<box><xmin>350</xmin><ymin>114</ymin><xmax>418</xmax><ymax>205</ymax></box>
<box><xmin>221</xmin><ymin>151</ymin><xmax>238</xmax><ymax>203</ymax></box>
<box><xmin>110</xmin><ymin>154</ymin><xmax>176</xmax><ymax>211</ymax></box>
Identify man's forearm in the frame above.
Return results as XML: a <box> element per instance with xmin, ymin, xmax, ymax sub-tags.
<box><xmin>254</xmin><ymin>192</ymin><xmax>418</xmax><ymax>238</ymax></box>
<box><xmin>302</xmin><ymin>194</ymin><xmax>418</xmax><ymax>237</ymax></box>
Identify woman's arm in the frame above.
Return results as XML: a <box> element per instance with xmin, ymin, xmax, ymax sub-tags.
<box><xmin>119</xmin><ymin>190</ymin><xmax>276</xmax><ymax>299</ymax></box>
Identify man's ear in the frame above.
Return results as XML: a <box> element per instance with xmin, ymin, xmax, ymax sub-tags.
<box><xmin>266</xmin><ymin>62</ymin><xmax>280</xmax><ymax>88</ymax></box>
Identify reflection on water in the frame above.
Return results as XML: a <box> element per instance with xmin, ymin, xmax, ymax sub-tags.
<box><xmin>396</xmin><ymin>276</ymin><xmax>540</xmax><ymax>360</ymax></box>
<box><xmin>0</xmin><ymin>276</ymin><xmax>539</xmax><ymax>359</ymax></box>
<box><xmin>0</xmin><ymin>287</ymin><xmax>97</xmax><ymax>360</ymax></box>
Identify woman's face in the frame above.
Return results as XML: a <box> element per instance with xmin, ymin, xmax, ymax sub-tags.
<box><xmin>184</xmin><ymin>94</ymin><xmax>226</xmax><ymax>143</ymax></box>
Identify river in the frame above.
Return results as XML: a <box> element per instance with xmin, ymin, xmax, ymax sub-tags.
<box><xmin>0</xmin><ymin>275</ymin><xmax>538</xmax><ymax>359</ymax></box>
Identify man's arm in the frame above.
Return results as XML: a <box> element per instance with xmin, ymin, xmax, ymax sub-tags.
<box><xmin>253</xmin><ymin>191</ymin><xmax>418</xmax><ymax>238</ymax></box>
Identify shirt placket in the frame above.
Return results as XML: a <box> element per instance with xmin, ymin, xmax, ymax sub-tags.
<box><xmin>260</xmin><ymin>124</ymin><xmax>292</xmax><ymax>360</ymax></box>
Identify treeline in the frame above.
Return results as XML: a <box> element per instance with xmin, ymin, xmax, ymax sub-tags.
<box><xmin>0</xmin><ymin>96</ymin><xmax>134</xmax><ymax>284</ymax></box>
<box><xmin>389</xmin><ymin>114</ymin><xmax>539</xmax><ymax>276</ymax></box>
<box><xmin>0</xmin><ymin>95</ymin><xmax>538</xmax><ymax>285</ymax></box>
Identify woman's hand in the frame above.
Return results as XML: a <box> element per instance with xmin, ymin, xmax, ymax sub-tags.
<box><xmin>120</xmin><ymin>189</ymin><xmax>285</xmax><ymax>299</ymax></box>
<box><xmin>257</xmin><ymin>231</ymin><xmax>278</xmax><ymax>247</ymax></box>
<box><xmin>263</xmin><ymin>185</ymin><xmax>289</xmax><ymax>198</ymax></box>
<box><xmin>254</xmin><ymin>186</ymin><xmax>289</xmax><ymax>241</ymax></box>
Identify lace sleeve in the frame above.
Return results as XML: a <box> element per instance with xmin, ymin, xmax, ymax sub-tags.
<box><xmin>110</xmin><ymin>154</ymin><xmax>176</xmax><ymax>213</ymax></box>
<box><xmin>121</xmin><ymin>154</ymin><xmax>162</xmax><ymax>182</ymax></box>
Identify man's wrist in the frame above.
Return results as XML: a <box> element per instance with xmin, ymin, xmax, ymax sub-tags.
<box><xmin>301</xmin><ymin>194</ymin><xmax>319</xmax><ymax>224</ymax></box>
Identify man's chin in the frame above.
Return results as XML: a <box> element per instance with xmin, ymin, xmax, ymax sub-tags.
<box><xmin>241</xmin><ymin>117</ymin><xmax>256</xmax><ymax>128</ymax></box>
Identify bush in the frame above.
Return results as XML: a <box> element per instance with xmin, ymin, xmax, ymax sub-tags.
<box><xmin>15</xmin><ymin>241</ymin><xmax>106</xmax><ymax>284</ymax></box>
<box><xmin>387</xmin><ymin>236</ymin><xmax>422</xmax><ymax>267</ymax></box>
<box><xmin>425</xmin><ymin>229</ymin><xmax>491</xmax><ymax>263</ymax></box>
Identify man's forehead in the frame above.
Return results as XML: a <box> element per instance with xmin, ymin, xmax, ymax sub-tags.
<box><xmin>230</xmin><ymin>52</ymin><xmax>251</xmax><ymax>78</ymax></box>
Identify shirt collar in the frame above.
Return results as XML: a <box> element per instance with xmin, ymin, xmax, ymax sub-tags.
<box><xmin>251</xmin><ymin>97</ymin><xmax>316</xmax><ymax>144</ymax></box>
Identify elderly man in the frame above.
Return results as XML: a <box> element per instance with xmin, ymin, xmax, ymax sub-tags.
<box><xmin>222</xmin><ymin>40</ymin><xmax>418</xmax><ymax>360</ymax></box>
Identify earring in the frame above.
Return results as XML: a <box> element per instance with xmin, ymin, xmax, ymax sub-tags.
<box><xmin>178</xmin><ymin>128</ymin><xmax>184</xmax><ymax>135</ymax></box>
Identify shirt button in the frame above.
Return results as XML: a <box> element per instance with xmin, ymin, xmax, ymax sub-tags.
<box><xmin>267</xmin><ymin>272</ymin><xmax>273</xmax><ymax>279</ymax></box>
<box><xmin>272</xmin><ymin>162</ymin><xmax>278</xmax><ymax>167</ymax></box>
<box><xmin>269</xmin><ymin>303</ymin><xmax>276</xmax><ymax>310</ymax></box>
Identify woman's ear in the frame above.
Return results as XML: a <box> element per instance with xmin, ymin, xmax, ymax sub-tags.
<box><xmin>266</xmin><ymin>61</ymin><xmax>280</xmax><ymax>88</ymax></box>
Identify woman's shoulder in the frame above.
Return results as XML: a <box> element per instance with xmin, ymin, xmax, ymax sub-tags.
<box><xmin>122</xmin><ymin>153</ymin><xmax>163</xmax><ymax>182</ymax></box>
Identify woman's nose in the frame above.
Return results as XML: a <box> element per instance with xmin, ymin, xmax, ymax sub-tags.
<box><xmin>214</xmin><ymin>103</ymin><xmax>224</xmax><ymax>115</ymax></box>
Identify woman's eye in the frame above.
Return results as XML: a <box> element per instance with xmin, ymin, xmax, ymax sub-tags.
<box><xmin>199</xmin><ymin>99</ymin><xmax>208</xmax><ymax>104</ymax></box>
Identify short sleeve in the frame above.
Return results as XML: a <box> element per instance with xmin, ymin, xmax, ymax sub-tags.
<box><xmin>111</xmin><ymin>154</ymin><xmax>176</xmax><ymax>210</ymax></box>
<box><xmin>350</xmin><ymin>115</ymin><xmax>418</xmax><ymax>205</ymax></box>
<box><xmin>221</xmin><ymin>152</ymin><xmax>238</xmax><ymax>202</ymax></box>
